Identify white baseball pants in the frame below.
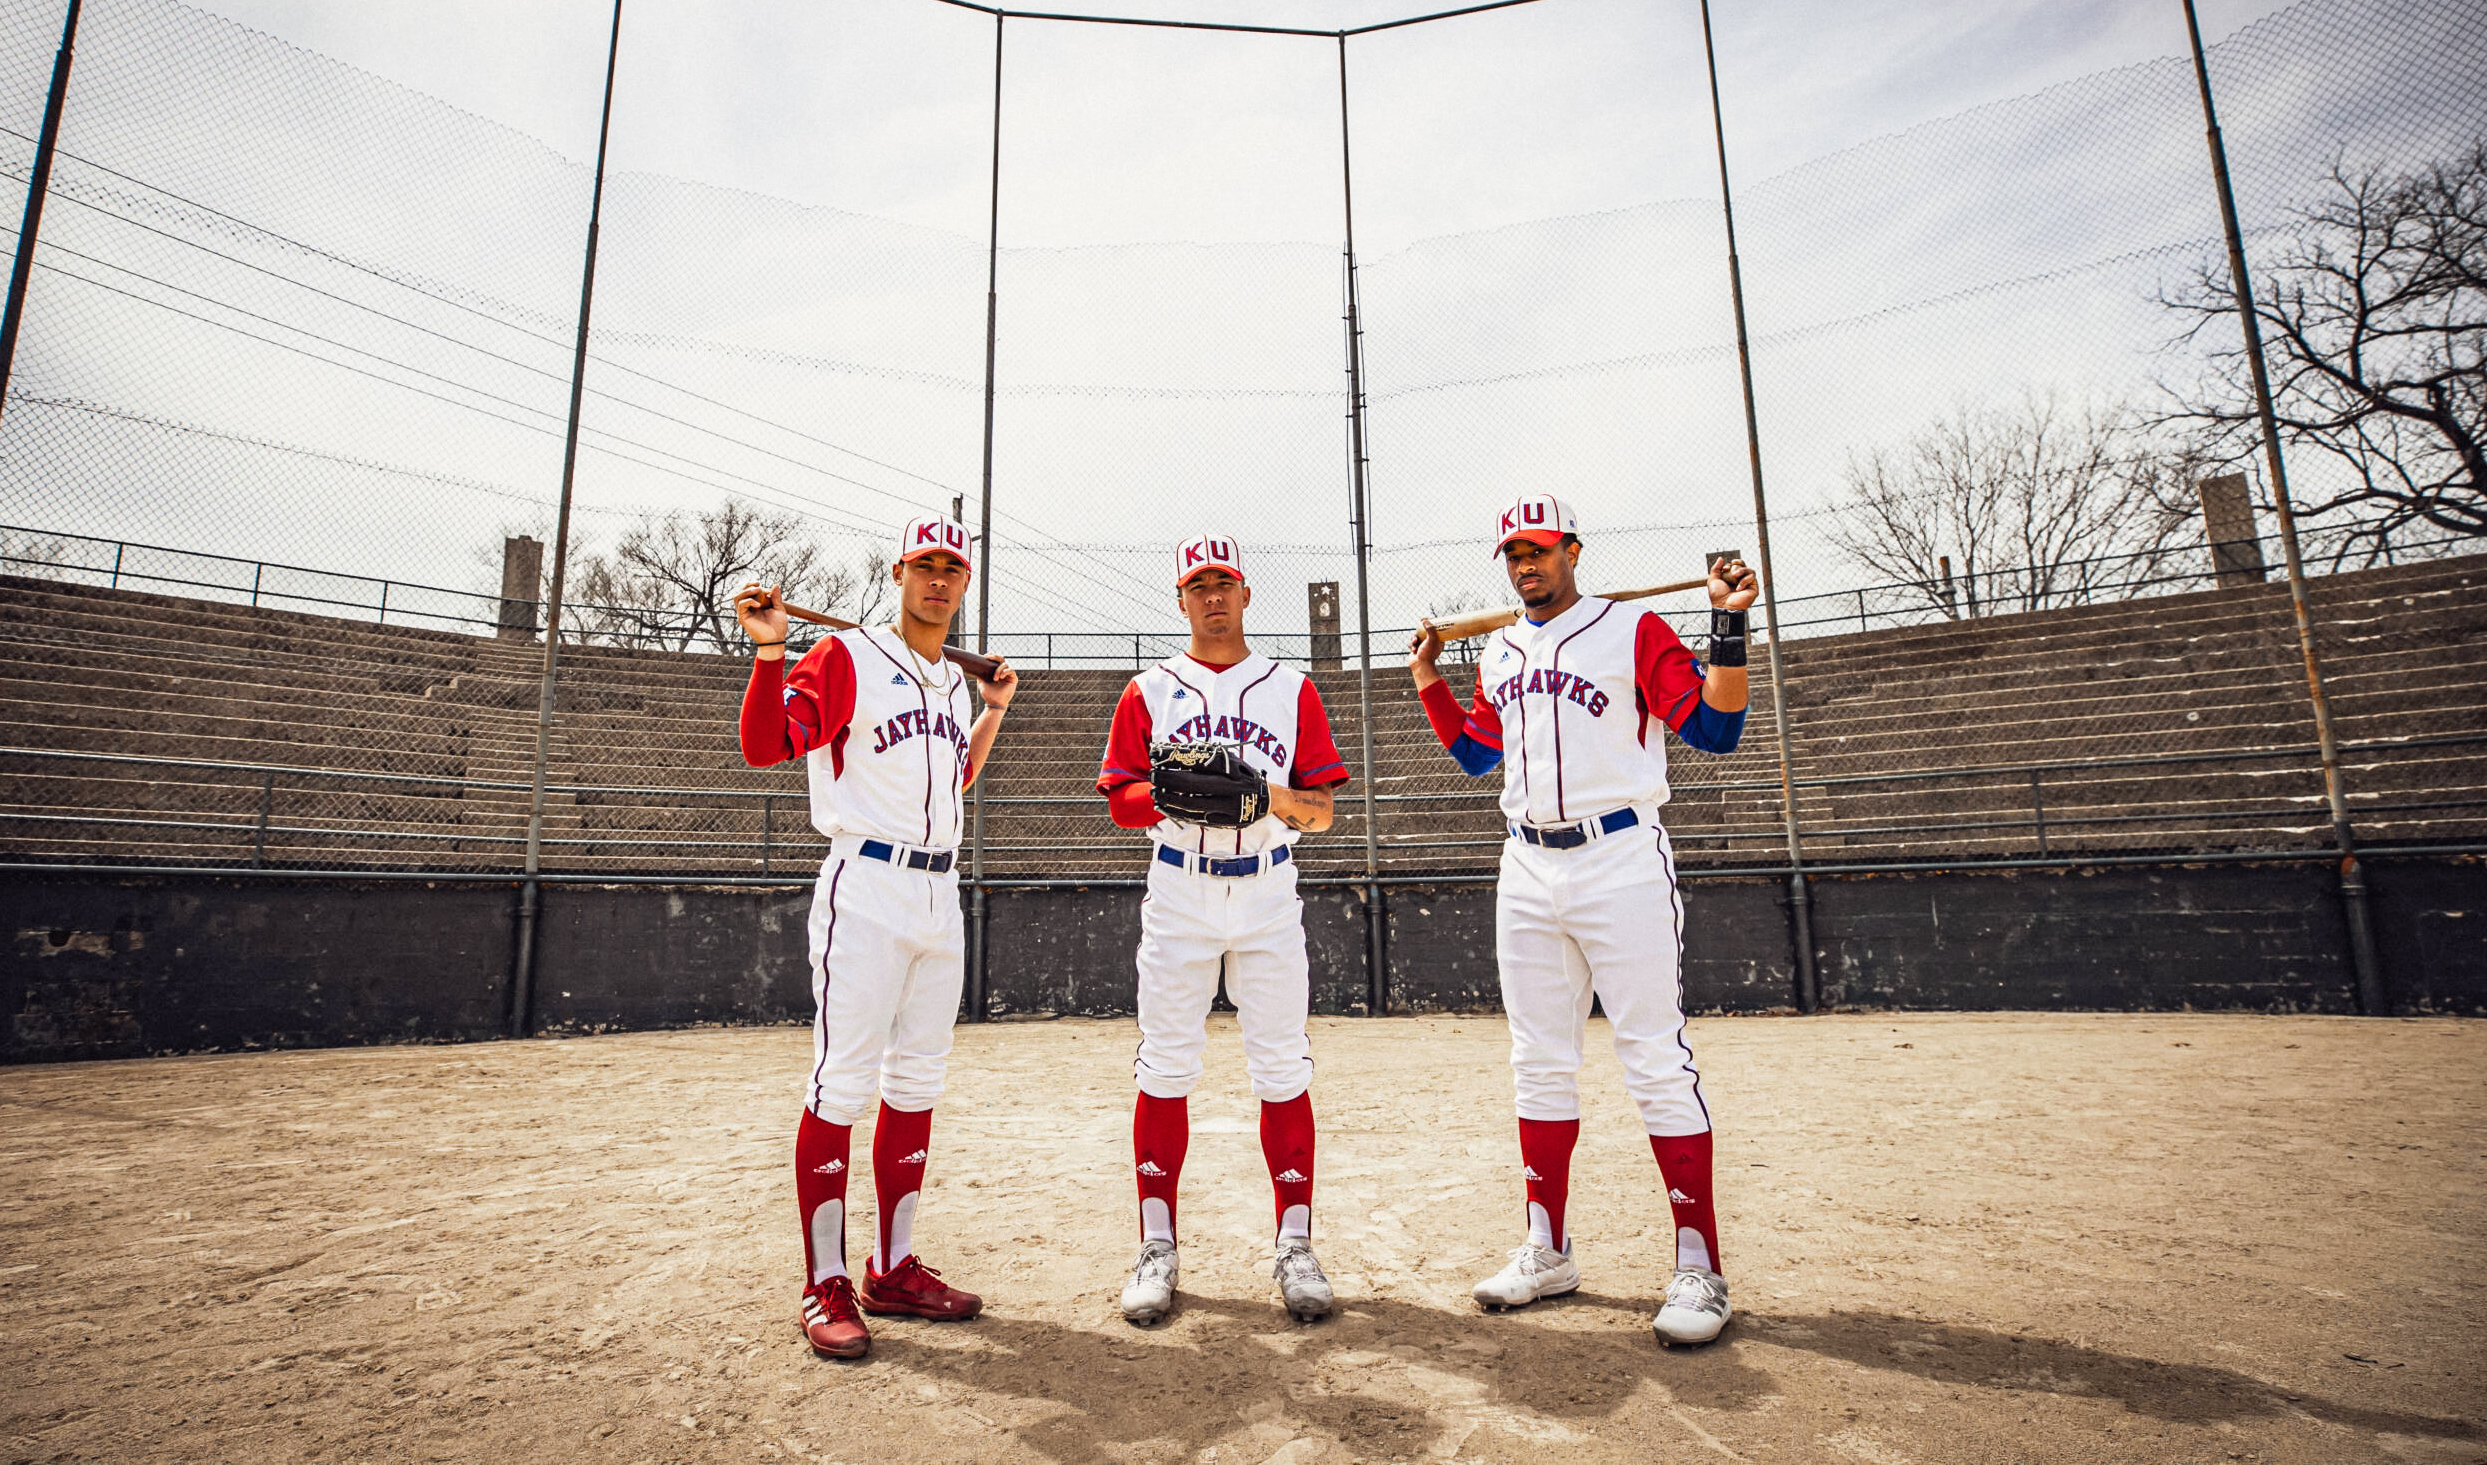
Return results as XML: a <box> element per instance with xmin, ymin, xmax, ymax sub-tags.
<box><xmin>803</xmin><ymin>839</ymin><xmax>965</xmax><ymax>1124</ymax></box>
<box><xmin>1133</xmin><ymin>854</ymin><xmax>1314</xmax><ymax>1104</ymax></box>
<box><xmin>1496</xmin><ymin>821</ymin><xmax>1709</xmax><ymax>1136</ymax></box>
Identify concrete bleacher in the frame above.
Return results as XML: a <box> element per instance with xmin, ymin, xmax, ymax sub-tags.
<box><xmin>0</xmin><ymin>552</ymin><xmax>2478</xmax><ymax>877</ymax></box>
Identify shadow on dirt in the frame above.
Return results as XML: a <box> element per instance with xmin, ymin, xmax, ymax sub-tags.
<box><xmin>861</xmin><ymin>1292</ymin><xmax>2476</xmax><ymax>1465</ymax></box>
<box><xmin>1747</xmin><ymin>1308</ymin><xmax>2477</xmax><ymax>1440</ymax></box>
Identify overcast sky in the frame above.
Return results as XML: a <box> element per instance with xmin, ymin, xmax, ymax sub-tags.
<box><xmin>192</xmin><ymin>0</ymin><xmax>2296</xmax><ymax>253</ymax></box>
<box><xmin>23</xmin><ymin>0</ymin><xmax>2458</xmax><ymax>642</ymax></box>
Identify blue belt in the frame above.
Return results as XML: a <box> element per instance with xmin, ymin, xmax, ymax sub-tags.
<box><xmin>859</xmin><ymin>839</ymin><xmax>954</xmax><ymax>874</ymax></box>
<box><xmin>1156</xmin><ymin>844</ymin><xmax>1292</xmax><ymax>878</ymax></box>
<box><xmin>1509</xmin><ymin>807</ymin><xmax>1638</xmax><ymax>850</ymax></box>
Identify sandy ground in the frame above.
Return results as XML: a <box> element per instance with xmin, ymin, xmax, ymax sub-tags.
<box><xmin>0</xmin><ymin>1013</ymin><xmax>2481</xmax><ymax>1465</ymax></box>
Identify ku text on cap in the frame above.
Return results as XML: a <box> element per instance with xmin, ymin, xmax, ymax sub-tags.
<box><xmin>1494</xmin><ymin>495</ymin><xmax>1579</xmax><ymax>555</ymax></box>
<box><xmin>899</xmin><ymin>514</ymin><xmax>974</xmax><ymax>573</ymax></box>
<box><xmin>1175</xmin><ymin>535</ymin><xmax>1245</xmax><ymax>587</ymax></box>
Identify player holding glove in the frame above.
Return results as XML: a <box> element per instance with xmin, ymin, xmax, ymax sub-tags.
<box><xmin>1095</xmin><ymin>535</ymin><xmax>1352</xmax><ymax>1326</ymax></box>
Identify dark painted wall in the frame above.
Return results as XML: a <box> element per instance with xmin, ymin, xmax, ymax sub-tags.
<box><xmin>4</xmin><ymin>857</ymin><xmax>2479</xmax><ymax>1062</ymax></box>
<box><xmin>2</xmin><ymin>876</ymin><xmax>515</xmax><ymax>1061</ymax></box>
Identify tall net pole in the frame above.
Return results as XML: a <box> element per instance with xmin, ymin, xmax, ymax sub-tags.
<box><xmin>0</xmin><ymin>0</ymin><xmax>82</xmax><ymax>424</ymax></box>
<box><xmin>2180</xmin><ymin>0</ymin><xmax>2384</xmax><ymax>1012</ymax></box>
<box><xmin>512</xmin><ymin>0</ymin><xmax>626</xmax><ymax>1040</ymax></box>
<box><xmin>1337</xmin><ymin>34</ymin><xmax>1386</xmax><ymax>1015</ymax></box>
<box><xmin>968</xmin><ymin>11</ymin><xmax>1004</xmax><ymax>1023</ymax></box>
<box><xmin>1698</xmin><ymin>0</ymin><xmax>1817</xmax><ymax>1012</ymax></box>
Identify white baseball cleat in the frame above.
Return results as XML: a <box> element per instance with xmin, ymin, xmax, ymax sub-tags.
<box><xmin>1120</xmin><ymin>1239</ymin><xmax>1179</xmax><ymax>1325</ymax></box>
<box><xmin>1472</xmin><ymin>1244</ymin><xmax>1581</xmax><ymax>1310</ymax></box>
<box><xmin>1273</xmin><ymin>1238</ymin><xmax>1335</xmax><ymax>1322</ymax></box>
<box><xmin>1653</xmin><ymin>1267</ymin><xmax>1731</xmax><ymax>1345</ymax></box>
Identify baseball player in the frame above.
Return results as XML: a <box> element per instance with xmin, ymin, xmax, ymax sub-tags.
<box><xmin>1406</xmin><ymin>495</ymin><xmax>1757</xmax><ymax>1347</ymax></box>
<box><xmin>1094</xmin><ymin>535</ymin><xmax>1353</xmax><ymax>1326</ymax></box>
<box><xmin>732</xmin><ymin>514</ymin><xmax>1018</xmax><ymax>1361</ymax></box>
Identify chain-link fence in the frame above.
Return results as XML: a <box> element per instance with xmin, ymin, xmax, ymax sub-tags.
<box><xmin>0</xmin><ymin>0</ymin><xmax>2479</xmax><ymax>892</ymax></box>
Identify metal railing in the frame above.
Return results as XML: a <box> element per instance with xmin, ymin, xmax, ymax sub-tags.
<box><xmin>11</xmin><ymin>522</ymin><xmax>2476</xmax><ymax>666</ymax></box>
<box><xmin>4</xmin><ymin>734</ymin><xmax>2480</xmax><ymax>876</ymax></box>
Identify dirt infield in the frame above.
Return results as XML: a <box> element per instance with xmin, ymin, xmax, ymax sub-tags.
<box><xmin>1</xmin><ymin>1014</ymin><xmax>2480</xmax><ymax>1465</ymax></box>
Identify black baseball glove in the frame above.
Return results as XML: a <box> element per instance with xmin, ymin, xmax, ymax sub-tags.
<box><xmin>1148</xmin><ymin>740</ymin><xmax>1270</xmax><ymax>828</ymax></box>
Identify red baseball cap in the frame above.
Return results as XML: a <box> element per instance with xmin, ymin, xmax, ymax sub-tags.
<box><xmin>1494</xmin><ymin>495</ymin><xmax>1579</xmax><ymax>555</ymax></box>
<box><xmin>898</xmin><ymin>514</ymin><xmax>974</xmax><ymax>573</ymax></box>
<box><xmin>1175</xmin><ymin>534</ymin><xmax>1246</xmax><ymax>587</ymax></box>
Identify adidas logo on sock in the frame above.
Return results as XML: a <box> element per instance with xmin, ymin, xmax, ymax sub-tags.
<box><xmin>812</xmin><ymin>1159</ymin><xmax>845</xmax><ymax>1174</ymax></box>
<box><xmin>1274</xmin><ymin>1169</ymin><xmax>1308</xmax><ymax>1184</ymax></box>
<box><xmin>1136</xmin><ymin>1161</ymin><xmax>1167</xmax><ymax>1176</ymax></box>
<box><xmin>1521</xmin><ymin>1166</ymin><xmax>1543</xmax><ymax>1181</ymax></box>
<box><xmin>900</xmin><ymin>1149</ymin><xmax>929</xmax><ymax>1165</ymax></box>
<box><xmin>1668</xmin><ymin>1188</ymin><xmax>1695</xmax><ymax>1205</ymax></box>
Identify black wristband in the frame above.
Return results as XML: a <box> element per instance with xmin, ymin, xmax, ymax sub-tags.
<box><xmin>1709</xmin><ymin>609</ymin><xmax>1747</xmax><ymax>641</ymax></box>
<box><xmin>1706</xmin><ymin>635</ymin><xmax>1747</xmax><ymax>668</ymax></box>
<box><xmin>751</xmin><ymin>639</ymin><xmax>785</xmax><ymax>650</ymax></box>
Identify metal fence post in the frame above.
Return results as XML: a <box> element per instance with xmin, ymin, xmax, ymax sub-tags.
<box><xmin>1699</xmin><ymin>0</ymin><xmax>1817</xmax><ymax>1012</ymax></box>
<box><xmin>249</xmin><ymin>562</ymin><xmax>263</xmax><ymax>607</ymax></box>
<box><xmin>251</xmin><ymin>770</ymin><xmax>273</xmax><ymax>868</ymax></box>
<box><xmin>761</xmin><ymin>793</ymin><xmax>773</xmax><ymax>876</ymax></box>
<box><xmin>0</xmin><ymin>0</ymin><xmax>78</xmax><ymax>426</ymax></box>
<box><xmin>2029</xmin><ymin>769</ymin><xmax>2048</xmax><ymax>855</ymax></box>
<box><xmin>1338</xmin><ymin>34</ymin><xmax>1387</xmax><ymax>1017</ymax></box>
<box><xmin>2181</xmin><ymin>0</ymin><xmax>2384</xmax><ymax>1014</ymax></box>
<box><xmin>514</xmin><ymin>0</ymin><xmax>626</xmax><ymax>1043</ymax></box>
<box><xmin>109</xmin><ymin>541</ymin><xmax>122</xmax><ymax>589</ymax></box>
<box><xmin>965</xmin><ymin>10</ymin><xmax>1004</xmax><ymax>1024</ymax></box>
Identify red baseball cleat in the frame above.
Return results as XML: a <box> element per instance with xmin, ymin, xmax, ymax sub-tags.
<box><xmin>800</xmin><ymin>1275</ymin><xmax>871</xmax><ymax>1359</ymax></box>
<box><xmin>861</xmin><ymin>1256</ymin><xmax>984</xmax><ymax>1320</ymax></box>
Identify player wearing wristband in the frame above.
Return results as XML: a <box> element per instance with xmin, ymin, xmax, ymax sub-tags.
<box><xmin>1406</xmin><ymin>495</ymin><xmax>1758</xmax><ymax>1347</ymax></box>
<box><xmin>733</xmin><ymin>514</ymin><xmax>1018</xmax><ymax>1361</ymax></box>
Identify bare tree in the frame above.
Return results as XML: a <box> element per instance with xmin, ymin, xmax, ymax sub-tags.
<box><xmin>2159</xmin><ymin>143</ymin><xmax>2485</xmax><ymax>559</ymax></box>
<box><xmin>565</xmin><ymin>501</ymin><xmax>884</xmax><ymax>653</ymax></box>
<box><xmin>1826</xmin><ymin>395</ymin><xmax>2198</xmax><ymax>619</ymax></box>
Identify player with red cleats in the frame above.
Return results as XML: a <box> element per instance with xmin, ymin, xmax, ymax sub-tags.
<box><xmin>738</xmin><ymin>514</ymin><xmax>1014</xmax><ymax>1360</ymax></box>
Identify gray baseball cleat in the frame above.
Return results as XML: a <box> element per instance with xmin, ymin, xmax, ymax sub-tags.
<box><xmin>1653</xmin><ymin>1267</ymin><xmax>1731</xmax><ymax>1345</ymax></box>
<box><xmin>1120</xmin><ymin>1239</ymin><xmax>1179</xmax><ymax>1325</ymax></box>
<box><xmin>1471</xmin><ymin>1243</ymin><xmax>1581</xmax><ymax>1310</ymax></box>
<box><xmin>1273</xmin><ymin>1237</ymin><xmax>1335</xmax><ymax>1322</ymax></box>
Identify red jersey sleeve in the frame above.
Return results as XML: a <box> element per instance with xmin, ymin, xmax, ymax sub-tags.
<box><xmin>739</xmin><ymin>639</ymin><xmax>856</xmax><ymax>770</ymax></box>
<box><xmin>1097</xmin><ymin>680</ymin><xmax>1154</xmax><ymax>793</ymax></box>
<box><xmin>1289</xmin><ymin>678</ymin><xmax>1350</xmax><ymax>790</ymax></box>
<box><xmin>1634</xmin><ymin>612</ymin><xmax>1707</xmax><ymax>738</ymax></box>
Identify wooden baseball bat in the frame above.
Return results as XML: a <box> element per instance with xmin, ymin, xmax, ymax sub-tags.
<box><xmin>773</xmin><ymin>599</ymin><xmax>1005</xmax><ymax>682</ymax></box>
<box><xmin>1420</xmin><ymin>574</ymin><xmax>1714</xmax><ymax>642</ymax></box>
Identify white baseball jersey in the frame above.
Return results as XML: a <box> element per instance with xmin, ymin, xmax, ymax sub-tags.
<box><xmin>1098</xmin><ymin>652</ymin><xmax>1350</xmax><ymax>858</ymax></box>
<box><xmin>738</xmin><ymin>624</ymin><xmax>980</xmax><ymax>1129</ymax></box>
<box><xmin>1467</xmin><ymin>597</ymin><xmax>1712</xmax><ymax>827</ymax></box>
<box><xmin>742</xmin><ymin>625</ymin><xmax>977</xmax><ymax>850</ymax></box>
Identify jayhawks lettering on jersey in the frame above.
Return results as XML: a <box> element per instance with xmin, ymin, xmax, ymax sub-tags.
<box><xmin>1096</xmin><ymin>653</ymin><xmax>1350</xmax><ymax>856</ymax></box>
<box><xmin>738</xmin><ymin>626</ymin><xmax>979</xmax><ymax>849</ymax></box>
<box><xmin>1418</xmin><ymin>599</ymin><xmax>1744</xmax><ymax>825</ymax></box>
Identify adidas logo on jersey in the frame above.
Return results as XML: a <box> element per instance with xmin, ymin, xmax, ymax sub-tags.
<box><xmin>1274</xmin><ymin>1169</ymin><xmax>1308</xmax><ymax>1184</ymax></box>
<box><xmin>1521</xmin><ymin>1166</ymin><xmax>1544</xmax><ymax>1181</ymax></box>
<box><xmin>899</xmin><ymin>1149</ymin><xmax>929</xmax><ymax>1165</ymax></box>
<box><xmin>812</xmin><ymin>1159</ymin><xmax>845</xmax><ymax>1175</ymax></box>
<box><xmin>1668</xmin><ymin>1188</ymin><xmax>1696</xmax><ymax>1205</ymax></box>
<box><xmin>890</xmin><ymin>673</ymin><xmax>908</xmax><ymax>685</ymax></box>
<box><xmin>1171</xmin><ymin>688</ymin><xmax>1189</xmax><ymax>699</ymax></box>
<box><xmin>1136</xmin><ymin>1161</ymin><xmax>1167</xmax><ymax>1176</ymax></box>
